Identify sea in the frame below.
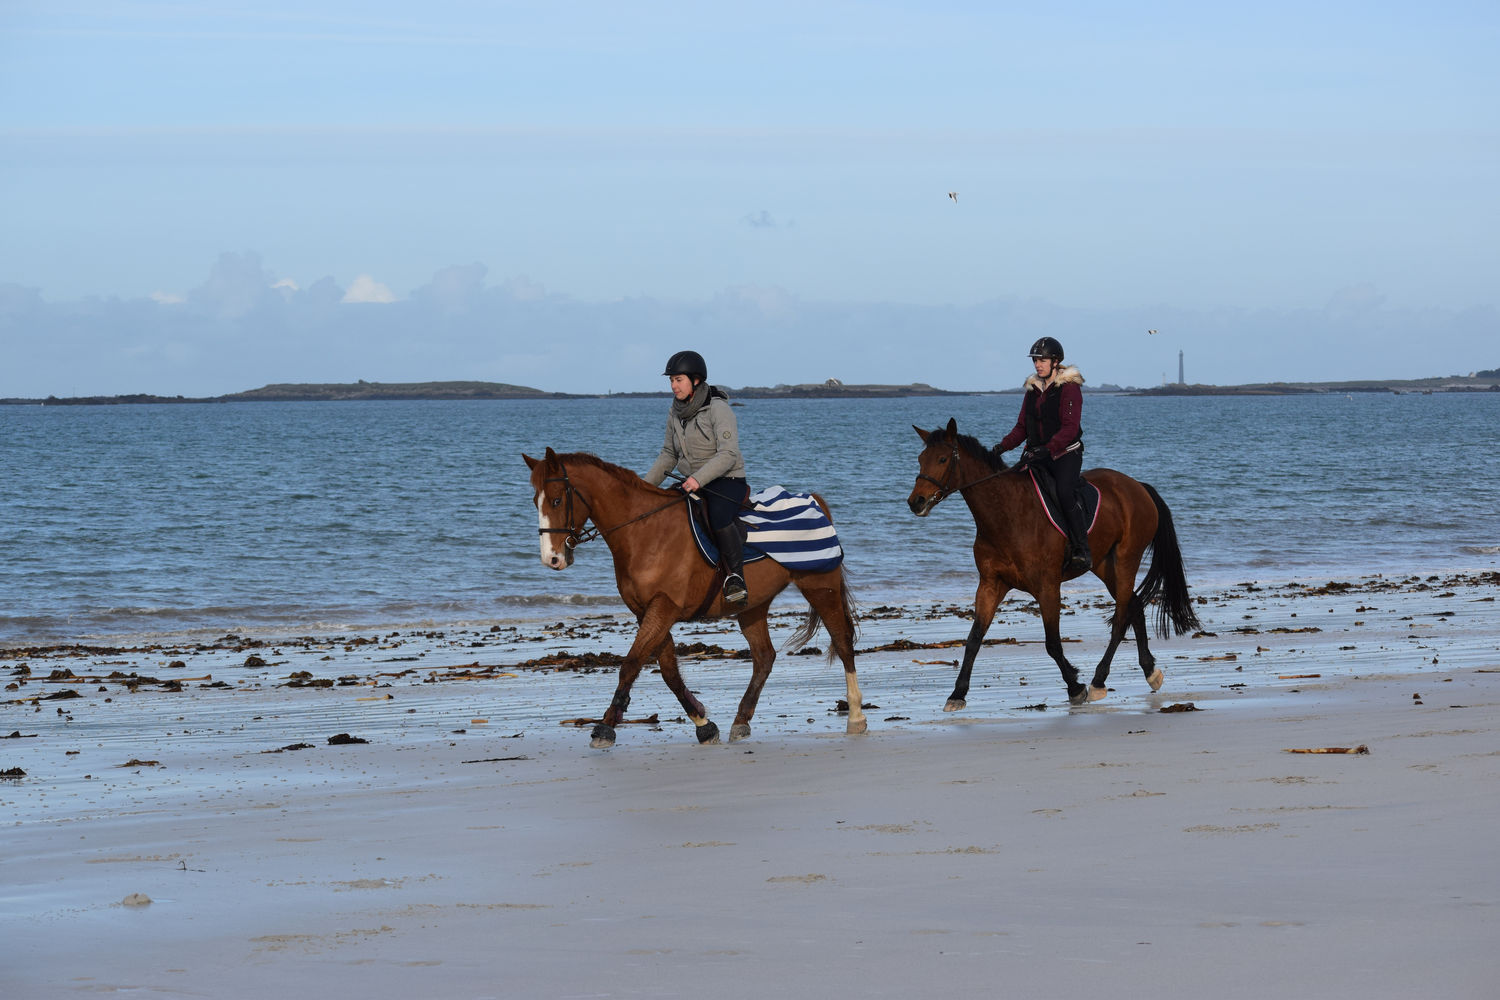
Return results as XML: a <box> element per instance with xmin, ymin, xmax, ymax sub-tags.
<box><xmin>2</xmin><ymin>392</ymin><xmax>1498</xmax><ymax>645</ymax></box>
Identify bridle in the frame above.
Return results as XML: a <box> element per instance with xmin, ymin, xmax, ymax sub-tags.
<box><xmin>537</xmin><ymin>463</ymin><xmax>597</xmax><ymax>552</ymax></box>
<box><xmin>915</xmin><ymin>438</ymin><xmax>1010</xmax><ymax>509</ymax></box>
<box><xmin>537</xmin><ymin>459</ymin><xmax>687</xmax><ymax>552</ymax></box>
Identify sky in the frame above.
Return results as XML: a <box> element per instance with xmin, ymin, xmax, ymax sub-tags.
<box><xmin>1</xmin><ymin>1</ymin><xmax>1497</xmax><ymax>396</ymax></box>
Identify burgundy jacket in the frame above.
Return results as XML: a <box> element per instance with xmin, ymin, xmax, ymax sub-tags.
<box><xmin>997</xmin><ymin>366</ymin><xmax>1084</xmax><ymax>458</ymax></box>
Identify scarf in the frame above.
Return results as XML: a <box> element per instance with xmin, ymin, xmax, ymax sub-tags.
<box><xmin>672</xmin><ymin>383</ymin><xmax>726</xmax><ymax>425</ymax></box>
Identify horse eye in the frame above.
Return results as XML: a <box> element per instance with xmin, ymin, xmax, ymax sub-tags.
<box><xmin>551</xmin><ymin>497</ymin><xmax>562</xmax><ymax>507</ymax></box>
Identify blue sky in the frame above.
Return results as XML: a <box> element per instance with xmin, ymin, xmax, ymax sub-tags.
<box><xmin>2</xmin><ymin>1</ymin><xmax>1496</xmax><ymax>396</ymax></box>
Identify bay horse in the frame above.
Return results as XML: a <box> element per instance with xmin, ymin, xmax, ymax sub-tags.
<box><xmin>907</xmin><ymin>418</ymin><xmax>1199</xmax><ymax>708</ymax></box>
<box><xmin>523</xmin><ymin>447</ymin><xmax>866</xmax><ymax>748</ymax></box>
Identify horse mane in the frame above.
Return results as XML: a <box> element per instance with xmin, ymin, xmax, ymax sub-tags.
<box><xmin>923</xmin><ymin>428</ymin><xmax>1009</xmax><ymax>471</ymax></box>
<box><xmin>550</xmin><ymin>451</ymin><xmax>672</xmax><ymax>492</ymax></box>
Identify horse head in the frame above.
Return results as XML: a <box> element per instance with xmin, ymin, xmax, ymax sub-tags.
<box><xmin>523</xmin><ymin>447</ymin><xmax>588</xmax><ymax>570</ymax></box>
<box><xmin>908</xmin><ymin>418</ymin><xmax>961</xmax><ymax>516</ymax></box>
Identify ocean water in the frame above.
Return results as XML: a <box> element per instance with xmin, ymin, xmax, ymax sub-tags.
<box><xmin>2</xmin><ymin>392</ymin><xmax>1497</xmax><ymax>644</ymax></box>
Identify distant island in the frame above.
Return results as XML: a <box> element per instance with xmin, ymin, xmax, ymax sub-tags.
<box><xmin>3</xmin><ymin>371</ymin><xmax>1497</xmax><ymax>406</ymax></box>
<box><xmin>1</xmin><ymin>379</ymin><xmax>978</xmax><ymax>405</ymax></box>
<box><xmin>1131</xmin><ymin>370</ymin><xmax>1500</xmax><ymax>396</ymax></box>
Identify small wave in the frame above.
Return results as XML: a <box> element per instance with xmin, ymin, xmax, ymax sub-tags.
<box><xmin>1459</xmin><ymin>544</ymin><xmax>1500</xmax><ymax>555</ymax></box>
<box><xmin>493</xmin><ymin>593</ymin><xmax>623</xmax><ymax>607</ymax></box>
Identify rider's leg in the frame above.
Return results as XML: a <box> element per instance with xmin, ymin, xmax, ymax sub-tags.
<box><xmin>1051</xmin><ymin>451</ymin><xmax>1092</xmax><ymax>573</ymax></box>
<box><xmin>705</xmin><ymin>478</ymin><xmax>749</xmax><ymax>606</ymax></box>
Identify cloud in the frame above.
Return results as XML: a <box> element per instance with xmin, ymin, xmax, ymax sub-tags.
<box><xmin>3</xmin><ymin>253</ymin><xmax>1495</xmax><ymax>398</ymax></box>
<box><xmin>1324</xmin><ymin>283</ymin><xmax>1387</xmax><ymax>317</ymax></box>
<box><xmin>500</xmin><ymin>274</ymin><xmax>547</xmax><ymax>302</ymax></box>
<box><xmin>742</xmin><ymin>210</ymin><xmax>777</xmax><ymax>229</ymax></box>
<box><xmin>150</xmin><ymin>291</ymin><xmax>185</xmax><ymax>304</ymax></box>
<box><xmin>188</xmin><ymin>251</ymin><xmax>278</xmax><ymax>319</ymax></box>
<box><xmin>341</xmin><ymin>275</ymin><xmax>398</xmax><ymax>304</ymax></box>
<box><xmin>413</xmin><ymin>263</ymin><xmax>486</xmax><ymax>314</ymax></box>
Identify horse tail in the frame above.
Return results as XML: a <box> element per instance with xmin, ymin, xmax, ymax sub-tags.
<box><xmin>783</xmin><ymin>494</ymin><xmax>861</xmax><ymax>659</ymax></box>
<box><xmin>1132</xmin><ymin>482</ymin><xmax>1201</xmax><ymax>639</ymax></box>
<box><xmin>784</xmin><ymin>566</ymin><xmax>859</xmax><ymax>656</ymax></box>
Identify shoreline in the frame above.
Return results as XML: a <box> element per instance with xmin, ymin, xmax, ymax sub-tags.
<box><xmin>3</xmin><ymin>572</ymin><xmax>1497</xmax><ymax>997</ymax></box>
<box><xmin>5</xmin><ymin>566</ymin><xmax>1496</xmax><ymax>654</ymax></box>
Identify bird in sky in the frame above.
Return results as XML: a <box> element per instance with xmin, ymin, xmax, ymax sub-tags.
<box><xmin>948</xmin><ymin>191</ymin><xmax>958</xmax><ymax>202</ymax></box>
<box><xmin>1148</xmin><ymin>329</ymin><xmax>1158</xmax><ymax>335</ymax></box>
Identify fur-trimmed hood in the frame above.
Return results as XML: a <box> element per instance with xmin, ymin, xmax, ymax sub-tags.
<box><xmin>1023</xmin><ymin>365</ymin><xmax>1085</xmax><ymax>393</ymax></box>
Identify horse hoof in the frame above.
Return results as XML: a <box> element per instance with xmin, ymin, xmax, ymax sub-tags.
<box><xmin>590</xmin><ymin>724</ymin><xmax>616</xmax><ymax>749</ymax></box>
<box><xmin>847</xmin><ymin>717</ymin><xmax>868</xmax><ymax>735</ymax></box>
<box><xmin>1068</xmin><ymin>687</ymin><xmax>1089</xmax><ymax>706</ymax></box>
<box><xmin>1088</xmin><ymin>685</ymin><xmax>1109</xmax><ymax>702</ymax></box>
<box><xmin>728</xmin><ymin>723</ymin><xmax>751</xmax><ymax>742</ymax></box>
<box><xmin>696</xmin><ymin>721</ymin><xmax>721</xmax><ymax>745</ymax></box>
<box><xmin>943</xmin><ymin>699</ymin><xmax>966</xmax><ymax>712</ymax></box>
<box><xmin>1147</xmin><ymin>668</ymin><xmax>1165</xmax><ymax>692</ymax></box>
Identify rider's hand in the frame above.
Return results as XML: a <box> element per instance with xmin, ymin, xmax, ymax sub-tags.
<box><xmin>1023</xmin><ymin>447</ymin><xmax>1049</xmax><ymax>464</ymax></box>
<box><xmin>682</xmin><ymin>476</ymin><xmax>701</xmax><ymax>493</ymax></box>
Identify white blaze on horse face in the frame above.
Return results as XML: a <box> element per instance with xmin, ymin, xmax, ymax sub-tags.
<box><xmin>536</xmin><ymin>492</ymin><xmax>570</xmax><ymax>570</ymax></box>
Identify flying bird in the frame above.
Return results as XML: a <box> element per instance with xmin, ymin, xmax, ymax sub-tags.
<box><xmin>948</xmin><ymin>191</ymin><xmax>958</xmax><ymax>203</ymax></box>
<box><xmin>1148</xmin><ymin>329</ymin><xmax>1158</xmax><ymax>335</ymax></box>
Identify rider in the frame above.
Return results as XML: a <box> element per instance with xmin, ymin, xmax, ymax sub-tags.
<box><xmin>996</xmin><ymin>336</ymin><xmax>1092</xmax><ymax>573</ymax></box>
<box><xmin>642</xmin><ymin>350</ymin><xmax>751</xmax><ymax>607</ymax></box>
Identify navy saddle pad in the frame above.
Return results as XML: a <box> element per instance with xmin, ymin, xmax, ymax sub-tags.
<box><xmin>1025</xmin><ymin>469</ymin><xmax>1101</xmax><ymax>538</ymax></box>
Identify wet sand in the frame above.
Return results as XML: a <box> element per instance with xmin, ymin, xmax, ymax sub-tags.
<box><xmin>3</xmin><ymin>572</ymin><xmax>1498</xmax><ymax>998</ymax></box>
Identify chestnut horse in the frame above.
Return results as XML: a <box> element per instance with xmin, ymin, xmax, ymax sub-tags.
<box><xmin>524</xmin><ymin>447</ymin><xmax>866</xmax><ymax>748</ymax></box>
<box><xmin>908</xmin><ymin>419</ymin><xmax>1199</xmax><ymax>708</ymax></box>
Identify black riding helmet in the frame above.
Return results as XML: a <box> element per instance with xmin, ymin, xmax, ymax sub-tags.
<box><xmin>663</xmin><ymin>350</ymin><xmax>708</xmax><ymax>382</ymax></box>
<box><xmin>1027</xmin><ymin>337</ymin><xmax>1064</xmax><ymax>362</ymax></box>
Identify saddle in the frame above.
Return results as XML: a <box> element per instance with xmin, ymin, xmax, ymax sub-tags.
<box><xmin>1025</xmin><ymin>466</ymin><xmax>1101</xmax><ymax>538</ymax></box>
<box><xmin>686</xmin><ymin>486</ymin><xmax>843</xmax><ymax>572</ymax></box>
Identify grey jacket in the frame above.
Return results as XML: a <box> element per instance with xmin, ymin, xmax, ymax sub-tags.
<box><xmin>643</xmin><ymin>396</ymin><xmax>746</xmax><ymax>486</ymax></box>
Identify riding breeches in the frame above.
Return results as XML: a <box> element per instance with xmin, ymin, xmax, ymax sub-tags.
<box><xmin>699</xmin><ymin>477</ymin><xmax>749</xmax><ymax>531</ymax></box>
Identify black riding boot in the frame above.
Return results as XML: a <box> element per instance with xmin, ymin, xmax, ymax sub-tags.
<box><xmin>1062</xmin><ymin>498</ymin><xmax>1092</xmax><ymax>574</ymax></box>
<box><xmin>713</xmin><ymin>524</ymin><xmax>749</xmax><ymax>606</ymax></box>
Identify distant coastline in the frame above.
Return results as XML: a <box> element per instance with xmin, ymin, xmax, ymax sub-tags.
<box><xmin>1130</xmin><ymin>373</ymin><xmax>1500</xmax><ymax>396</ymax></box>
<box><xmin>0</xmin><ymin>380</ymin><xmax>983</xmax><ymax>405</ymax></box>
<box><xmin>3</xmin><ymin>372</ymin><xmax>1497</xmax><ymax>406</ymax></box>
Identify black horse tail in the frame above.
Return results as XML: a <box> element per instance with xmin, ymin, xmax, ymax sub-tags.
<box><xmin>1132</xmin><ymin>482</ymin><xmax>1201</xmax><ymax>639</ymax></box>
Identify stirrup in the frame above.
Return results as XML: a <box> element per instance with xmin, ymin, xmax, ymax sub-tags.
<box><xmin>723</xmin><ymin>573</ymin><xmax>748</xmax><ymax>606</ymax></box>
<box><xmin>1065</xmin><ymin>547</ymin><xmax>1092</xmax><ymax>573</ymax></box>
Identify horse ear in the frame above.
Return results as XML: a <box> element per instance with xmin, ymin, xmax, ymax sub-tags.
<box><xmin>944</xmin><ymin>417</ymin><xmax>958</xmax><ymax>440</ymax></box>
<box><xmin>912</xmin><ymin>424</ymin><xmax>930</xmax><ymax>441</ymax></box>
<box><xmin>523</xmin><ymin>453</ymin><xmax>538</xmax><ymax>470</ymax></box>
<box><xmin>544</xmin><ymin>446</ymin><xmax>558</xmax><ymax>461</ymax></box>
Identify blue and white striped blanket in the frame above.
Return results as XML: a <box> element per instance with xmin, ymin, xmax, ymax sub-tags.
<box><xmin>687</xmin><ymin>485</ymin><xmax>844</xmax><ymax>572</ymax></box>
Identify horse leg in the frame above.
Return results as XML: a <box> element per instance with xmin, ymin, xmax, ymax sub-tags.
<box><xmin>946</xmin><ymin>576</ymin><xmax>1008</xmax><ymax>712</ymax></box>
<box><xmin>1087</xmin><ymin>551</ymin><xmax>1133</xmax><ymax>695</ymax></box>
<box><xmin>1036</xmin><ymin>589</ymin><xmax>1089</xmax><ymax>705</ymax></box>
<box><xmin>728</xmin><ymin>607</ymin><xmax>777</xmax><ymax>742</ymax></box>
<box><xmin>653</xmin><ymin>632</ymin><xmax>721</xmax><ymax>744</ymax></box>
<box><xmin>1132</xmin><ymin>599</ymin><xmax>1164</xmax><ymax>692</ymax></box>
<box><xmin>590</xmin><ymin>599</ymin><xmax>677</xmax><ymax>749</ymax></box>
<box><xmin>801</xmin><ymin>580</ymin><xmax>867</xmax><ymax>735</ymax></box>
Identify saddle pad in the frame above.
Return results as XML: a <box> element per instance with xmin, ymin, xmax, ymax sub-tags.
<box><xmin>688</xmin><ymin>486</ymin><xmax>844</xmax><ymax>572</ymax></box>
<box><xmin>1026</xmin><ymin>469</ymin><xmax>1101</xmax><ymax>539</ymax></box>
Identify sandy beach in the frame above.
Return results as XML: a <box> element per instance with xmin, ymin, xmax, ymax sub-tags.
<box><xmin>3</xmin><ymin>571</ymin><xmax>1498</xmax><ymax>999</ymax></box>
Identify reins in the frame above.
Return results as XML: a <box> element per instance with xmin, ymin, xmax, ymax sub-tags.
<box><xmin>538</xmin><ymin>460</ymin><xmax>687</xmax><ymax>551</ymax></box>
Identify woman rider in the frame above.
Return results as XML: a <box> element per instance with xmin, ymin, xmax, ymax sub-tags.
<box><xmin>642</xmin><ymin>350</ymin><xmax>751</xmax><ymax>607</ymax></box>
<box><xmin>996</xmin><ymin>337</ymin><xmax>1093</xmax><ymax>574</ymax></box>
